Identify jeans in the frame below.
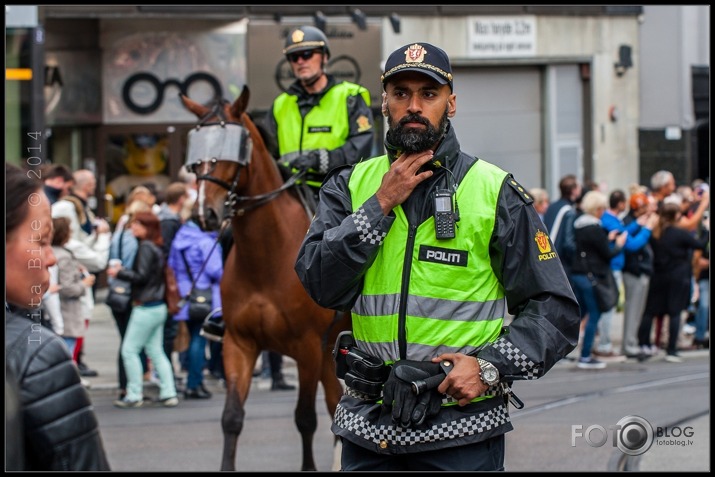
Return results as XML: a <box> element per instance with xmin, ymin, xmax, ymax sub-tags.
<box><xmin>122</xmin><ymin>303</ymin><xmax>176</xmax><ymax>401</ymax></box>
<box><xmin>596</xmin><ymin>270</ymin><xmax>623</xmax><ymax>353</ymax></box>
<box><xmin>622</xmin><ymin>272</ymin><xmax>650</xmax><ymax>355</ymax></box>
<box><xmin>695</xmin><ymin>278</ymin><xmax>709</xmax><ymax>341</ymax></box>
<box><xmin>570</xmin><ymin>274</ymin><xmax>603</xmax><ymax>359</ymax></box>
<box><xmin>112</xmin><ymin>307</ymin><xmax>148</xmax><ymax>391</ymax></box>
<box><xmin>63</xmin><ymin>336</ymin><xmax>77</xmax><ymax>357</ymax></box>
<box><xmin>186</xmin><ymin>320</ymin><xmax>207</xmax><ymax>390</ymax></box>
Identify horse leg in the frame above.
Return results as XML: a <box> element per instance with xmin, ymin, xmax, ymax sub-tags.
<box><xmin>220</xmin><ymin>336</ymin><xmax>258</xmax><ymax>471</ymax></box>
<box><xmin>220</xmin><ymin>377</ymin><xmax>244</xmax><ymax>471</ymax></box>
<box><xmin>294</xmin><ymin>351</ymin><xmax>323</xmax><ymax>471</ymax></box>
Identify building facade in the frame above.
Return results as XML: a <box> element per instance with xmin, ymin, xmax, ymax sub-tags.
<box><xmin>5</xmin><ymin>5</ymin><xmax>708</xmax><ymax>221</ymax></box>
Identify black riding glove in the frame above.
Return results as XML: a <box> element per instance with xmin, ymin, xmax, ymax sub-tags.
<box><xmin>287</xmin><ymin>150</ymin><xmax>328</xmax><ymax>174</ymax></box>
<box><xmin>382</xmin><ymin>360</ymin><xmax>445</xmax><ymax>428</ymax></box>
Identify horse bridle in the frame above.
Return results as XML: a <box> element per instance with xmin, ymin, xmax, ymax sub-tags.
<box><xmin>185</xmin><ymin>102</ymin><xmax>305</xmax><ymax>226</ymax></box>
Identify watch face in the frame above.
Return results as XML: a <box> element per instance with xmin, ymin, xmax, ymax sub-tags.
<box><xmin>483</xmin><ymin>367</ymin><xmax>498</xmax><ymax>383</ymax></box>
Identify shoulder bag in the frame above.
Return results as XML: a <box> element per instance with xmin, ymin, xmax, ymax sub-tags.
<box><xmin>105</xmin><ymin>230</ymin><xmax>133</xmax><ymax>315</ymax></box>
<box><xmin>180</xmin><ymin>249</ymin><xmax>213</xmax><ymax>321</ymax></box>
<box><xmin>588</xmin><ymin>270</ymin><xmax>619</xmax><ymax>312</ymax></box>
<box><xmin>165</xmin><ymin>263</ymin><xmax>182</xmax><ymax>316</ymax></box>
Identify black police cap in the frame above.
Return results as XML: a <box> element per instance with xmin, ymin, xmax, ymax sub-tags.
<box><xmin>381</xmin><ymin>42</ymin><xmax>453</xmax><ymax>91</ymax></box>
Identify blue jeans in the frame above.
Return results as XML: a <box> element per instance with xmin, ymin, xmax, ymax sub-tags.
<box><xmin>186</xmin><ymin>320</ymin><xmax>207</xmax><ymax>390</ymax></box>
<box><xmin>122</xmin><ymin>303</ymin><xmax>176</xmax><ymax>401</ymax></box>
<box><xmin>63</xmin><ymin>336</ymin><xmax>77</xmax><ymax>357</ymax></box>
<box><xmin>570</xmin><ymin>274</ymin><xmax>603</xmax><ymax>359</ymax></box>
<box><xmin>596</xmin><ymin>270</ymin><xmax>622</xmax><ymax>353</ymax></box>
<box><xmin>695</xmin><ymin>278</ymin><xmax>709</xmax><ymax>341</ymax></box>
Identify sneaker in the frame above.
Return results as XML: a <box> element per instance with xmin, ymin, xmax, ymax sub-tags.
<box><xmin>80</xmin><ymin>377</ymin><xmax>92</xmax><ymax>389</ymax></box>
<box><xmin>158</xmin><ymin>396</ymin><xmax>179</xmax><ymax>407</ymax></box>
<box><xmin>184</xmin><ymin>387</ymin><xmax>212</xmax><ymax>399</ymax></box>
<box><xmin>664</xmin><ymin>353</ymin><xmax>684</xmax><ymax>363</ymax></box>
<box><xmin>592</xmin><ymin>350</ymin><xmax>626</xmax><ymax>361</ymax></box>
<box><xmin>692</xmin><ymin>338</ymin><xmax>710</xmax><ymax>349</ymax></box>
<box><xmin>78</xmin><ymin>362</ymin><xmax>99</xmax><ymax>377</ymax></box>
<box><xmin>640</xmin><ymin>345</ymin><xmax>654</xmax><ymax>356</ymax></box>
<box><xmin>577</xmin><ymin>357</ymin><xmax>607</xmax><ymax>369</ymax></box>
<box><xmin>114</xmin><ymin>398</ymin><xmax>143</xmax><ymax>409</ymax></box>
<box><xmin>271</xmin><ymin>378</ymin><xmax>296</xmax><ymax>391</ymax></box>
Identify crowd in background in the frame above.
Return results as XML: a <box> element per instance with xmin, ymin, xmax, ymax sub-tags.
<box><xmin>540</xmin><ymin>170</ymin><xmax>710</xmax><ymax>369</ymax></box>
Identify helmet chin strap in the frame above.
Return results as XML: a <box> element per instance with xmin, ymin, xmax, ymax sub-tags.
<box><xmin>302</xmin><ymin>70</ymin><xmax>325</xmax><ymax>88</ymax></box>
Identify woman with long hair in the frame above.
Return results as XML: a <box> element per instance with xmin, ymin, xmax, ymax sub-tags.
<box><xmin>638</xmin><ymin>202</ymin><xmax>709</xmax><ymax>362</ymax></box>
<box><xmin>108</xmin><ymin>211</ymin><xmax>178</xmax><ymax>407</ymax></box>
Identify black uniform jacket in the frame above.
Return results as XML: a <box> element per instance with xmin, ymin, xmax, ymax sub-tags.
<box><xmin>296</xmin><ymin>122</ymin><xmax>580</xmax><ymax>381</ymax></box>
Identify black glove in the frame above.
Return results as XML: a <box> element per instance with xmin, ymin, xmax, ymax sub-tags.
<box><xmin>382</xmin><ymin>360</ymin><xmax>445</xmax><ymax>428</ymax></box>
<box><xmin>288</xmin><ymin>151</ymin><xmax>321</xmax><ymax>172</ymax></box>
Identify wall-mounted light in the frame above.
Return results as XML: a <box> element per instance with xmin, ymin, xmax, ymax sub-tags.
<box><xmin>351</xmin><ymin>8</ymin><xmax>367</xmax><ymax>31</ymax></box>
<box><xmin>389</xmin><ymin>13</ymin><xmax>401</xmax><ymax>34</ymax></box>
<box><xmin>614</xmin><ymin>44</ymin><xmax>633</xmax><ymax>77</ymax></box>
<box><xmin>314</xmin><ymin>11</ymin><xmax>327</xmax><ymax>32</ymax></box>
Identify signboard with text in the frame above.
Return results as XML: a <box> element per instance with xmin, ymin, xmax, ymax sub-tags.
<box><xmin>467</xmin><ymin>16</ymin><xmax>537</xmax><ymax>58</ymax></box>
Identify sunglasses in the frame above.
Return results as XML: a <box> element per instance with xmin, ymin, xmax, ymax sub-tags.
<box><xmin>287</xmin><ymin>50</ymin><xmax>317</xmax><ymax>63</ymax></box>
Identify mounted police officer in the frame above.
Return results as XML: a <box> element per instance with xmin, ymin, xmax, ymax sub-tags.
<box><xmin>264</xmin><ymin>25</ymin><xmax>375</xmax><ymax>207</ymax></box>
<box><xmin>295</xmin><ymin>42</ymin><xmax>580</xmax><ymax>471</ymax></box>
<box><xmin>201</xmin><ymin>26</ymin><xmax>374</xmax><ymax>389</ymax></box>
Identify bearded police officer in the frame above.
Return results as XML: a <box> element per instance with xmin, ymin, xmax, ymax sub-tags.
<box><xmin>294</xmin><ymin>42</ymin><xmax>580</xmax><ymax>471</ymax></box>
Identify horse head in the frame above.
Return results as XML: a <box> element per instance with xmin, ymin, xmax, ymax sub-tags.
<box><xmin>180</xmin><ymin>86</ymin><xmax>283</xmax><ymax>232</ymax></box>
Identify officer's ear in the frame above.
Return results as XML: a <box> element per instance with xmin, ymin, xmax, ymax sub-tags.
<box><xmin>381</xmin><ymin>92</ymin><xmax>388</xmax><ymax>117</ymax></box>
<box><xmin>447</xmin><ymin>93</ymin><xmax>456</xmax><ymax>118</ymax></box>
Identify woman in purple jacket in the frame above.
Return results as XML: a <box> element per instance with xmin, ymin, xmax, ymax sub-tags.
<box><xmin>168</xmin><ymin>215</ymin><xmax>224</xmax><ymax>399</ymax></box>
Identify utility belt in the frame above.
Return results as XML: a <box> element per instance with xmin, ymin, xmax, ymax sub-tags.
<box><xmin>334</xmin><ymin>331</ymin><xmax>391</xmax><ymax>399</ymax></box>
<box><xmin>333</xmin><ymin>331</ymin><xmax>524</xmax><ymax>409</ymax></box>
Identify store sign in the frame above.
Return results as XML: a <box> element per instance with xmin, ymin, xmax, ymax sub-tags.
<box><xmin>101</xmin><ymin>19</ymin><xmax>247</xmax><ymax>124</ymax></box>
<box><xmin>467</xmin><ymin>16</ymin><xmax>536</xmax><ymax>58</ymax></box>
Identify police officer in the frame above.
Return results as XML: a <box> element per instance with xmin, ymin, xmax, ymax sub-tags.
<box><xmin>295</xmin><ymin>42</ymin><xmax>580</xmax><ymax>471</ymax></box>
<box><xmin>264</xmin><ymin>25</ymin><xmax>375</xmax><ymax>206</ymax></box>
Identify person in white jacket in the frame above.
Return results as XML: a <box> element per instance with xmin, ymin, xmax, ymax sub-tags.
<box><xmin>51</xmin><ymin>168</ymin><xmax>111</xmax><ymax>377</ymax></box>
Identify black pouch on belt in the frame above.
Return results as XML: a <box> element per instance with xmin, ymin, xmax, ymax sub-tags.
<box><xmin>333</xmin><ymin>331</ymin><xmax>390</xmax><ymax>399</ymax></box>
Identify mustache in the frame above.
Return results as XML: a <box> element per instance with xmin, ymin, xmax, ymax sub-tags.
<box><xmin>399</xmin><ymin>114</ymin><xmax>430</xmax><ymax>127</ymax></box>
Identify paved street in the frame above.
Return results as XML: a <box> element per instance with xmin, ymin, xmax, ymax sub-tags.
<box><xmin>82</xmin><ymin>289</ymin><xmax>709</xmax><ymax>472</ymax></box>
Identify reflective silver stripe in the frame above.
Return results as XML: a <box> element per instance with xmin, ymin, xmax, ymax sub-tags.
<box><xmin>354</xmin><ymin>293</ymin><xmax>506</xmax><ymax>322</ymax></box>
<box><xmin>356</xmin><ymin>339</ymin><xmax>481</xmax><ymax>362</ymax></box>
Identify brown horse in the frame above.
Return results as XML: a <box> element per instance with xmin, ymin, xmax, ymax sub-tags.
<box><xmin>180</xmin><ymin>88</ymin><xmax>348</xmax><ymax>471</ymax></box>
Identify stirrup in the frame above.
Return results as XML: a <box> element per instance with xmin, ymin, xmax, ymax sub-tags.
<box><xmin>200</xmin><ymin>308</ymin><xmax>224</xmax><ymax>343</ymax></box>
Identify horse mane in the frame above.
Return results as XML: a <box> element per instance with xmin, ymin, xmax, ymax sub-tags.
<box><xmin>247</xmin><ymin>111</ymin><xmax>279</xmax><ymax>160</ymax></box>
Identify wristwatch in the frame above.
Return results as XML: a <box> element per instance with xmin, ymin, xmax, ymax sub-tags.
<box><xmin>477</xmin><ymin>358</ymin><xmax>500</xmax><ymax>386</ymax></box>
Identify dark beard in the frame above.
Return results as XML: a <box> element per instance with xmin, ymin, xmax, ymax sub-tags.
<box><xmin>386</xmin><ymin>109</ymin><xmax>449</xmax><ymax>153</ymax></box>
